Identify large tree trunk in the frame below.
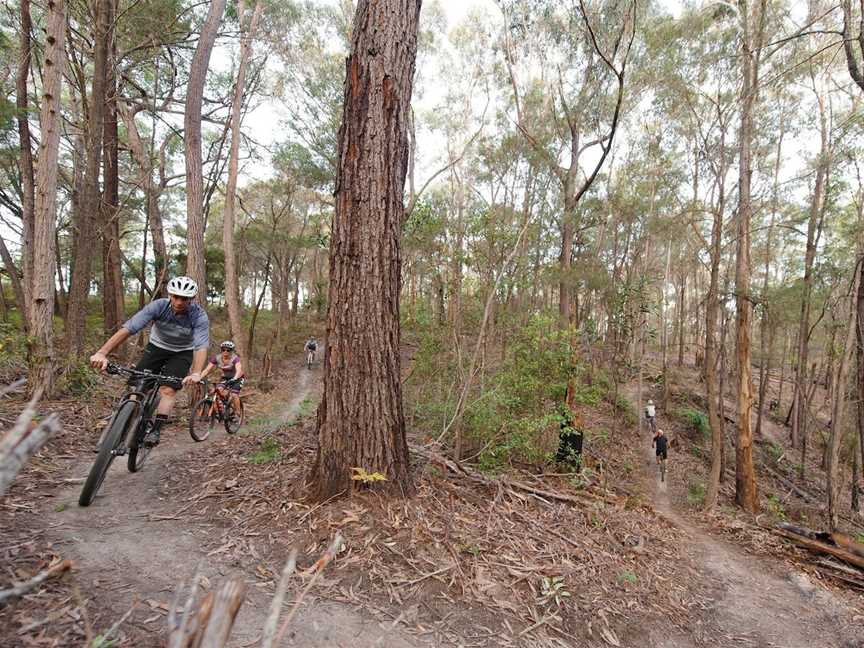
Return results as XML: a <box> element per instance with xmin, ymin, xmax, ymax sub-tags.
<box><xmin>101</xmin><ymin>0</ymin><xmax>124</xmax><ymax>335</ymax></box>
<box><xmin>184</xmin><ymin>0</ymin><xmax>227</xmax><ymax>300</ymax></box>
<box><xmin>827</xmin><ymin>260</ymin><xmax>861</xmax><ymax>530</ymax></box>
<box><xmin>16</xmin><ymin>0</ymin><xmax>36</xmax><ymax>325</ymax></box>
<box><xmin>28</xmin><ymin>0</ymin><xmax>66</xmax><ymax>396</ymax></box>
<box><xmin>66</xmin><ymin>0</ymin><xmax>110</xmax><ymax>355</ymax></box>
<box><xmin>223</xmin><ymin>0</ymin><xmax>263</xmax><ymax>360</ymax></box>
<box><xmin>309</xmin><ymin>0</ymin><xmax>421</xmax><ymax>500</ymax></box>
<box><xmin>733</xmin><ymin>0</ymin><xmax>761</xmax><ymax>514</ymax></box>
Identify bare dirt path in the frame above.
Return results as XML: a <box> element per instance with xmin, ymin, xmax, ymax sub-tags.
<box><xmin>40</xmin><ymin>361</ymin><xmax>422</xmax><ymax>647</ymax></box>
<box><xmin>626</xmin><ymin>385</ymin><xmax>863</xmax><ymax>647</ymax></box>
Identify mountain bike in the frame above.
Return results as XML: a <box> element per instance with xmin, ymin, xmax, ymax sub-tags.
<box><xmin>657</xmin><ymin>454</ymin><xmax>667</xmax><ymax>482</ymax></box>
<box><xmin>189</xmin><ymin>380</ymin><xmax>244</xmax><ymax>441</ymax></box>
<box><xmin>79</xmin><ymin>363</ymin><xmax>182</xmax><ymax>507</ymax></box>
<box><xmin>306</xmin><ymin>348</ymin><xmax>316</xmax><ymax>370</ymax></box>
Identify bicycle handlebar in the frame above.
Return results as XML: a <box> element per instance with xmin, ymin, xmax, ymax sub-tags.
<box><xmin>106</xmin><ymin>362</ymin><xmax>184</xmax><ymax>390</ymax></box>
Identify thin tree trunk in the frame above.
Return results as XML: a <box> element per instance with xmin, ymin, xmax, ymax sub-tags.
<box><xmin>16</xmin><ymin>0</ymin><xmax>36</xmax><ymax>325</ymax></box>
<box><xmin>184</xmin><ymin>0</ymin><xmax>227</xmax><ymax>300</ymax></box>
<box><xmin>755</xmin><ymin>129</ymin><xmax>783</xmax><ymax>438</ymax></box>
<box><xmin>793</xmin><ymin>92</ymin><xmax>830</xmax><ymax>450</ymax></box>
<box><xmin>733</xmin><ymin>0</ymin><xmax>762</xmax><ymax>514</ymax></box>
<box><xmin>704</xmin><ymin>212</ymin><xmax>725</xmax><ymax>507</ymax></box>
<box><xmin>677</xmin><ymin>272</ymin><xmax>686</xmax><ymax>366</ymax></box>
<box><xmin>223</xmin><ymin>0</ymin><xmax>263</xmax><ymax>360</ymax></box>
<box><xmin>827</xmin><ymin>260</ymin><xmax>862</xmax><ymax>530</ymax></box>
<box><xmin>310</xmin><ymin>0</ymin><xmax>421</xmax><ymax>500</ymax></box>
<box><xmin>101</xmin><ymin>0</ymin><xmax>124</xmax><ymax>335</ymax></box>
<box><xmin>66</xmin><ymin>0</ymin><xmax>110</xmax><ymax>355</ymax></box>
<box><xmin>28</xmin><ymin>0</ymin><xmax>66</xmax><ymax>396</ymax></box>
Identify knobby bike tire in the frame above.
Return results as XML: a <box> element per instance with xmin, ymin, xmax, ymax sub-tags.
<box><xmin>128</xmin><ymin>394</ymin><xmax>159</xmax><ymax>473</ymax></box>
<box><xmin>79</xmin><ymin>400</ymin><xmax>138</xmax><ymax>507</ymax></box>
<box><xmin>225</xmin><ymin>399</ymin><xmax>245</xmax><ymax>435</ymax></box>
<box><xmin>190</xmin><ymin>398</ymin><xmax>215</xmax><ymax>442</ymax></box>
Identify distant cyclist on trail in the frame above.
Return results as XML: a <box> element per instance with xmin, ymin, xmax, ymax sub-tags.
<box><xmin>89</xmin><ymin>276</ymin><xmax>209</xmax><ymax>447</ymax></box>
<box><xmin>305</xmin><ymin>336</ymin><xmax>318</xmax><ymax>363</ymax></box>
<box><xmin>644</xmin><ymin>399</ymin><xmax>657</xmax><ymax>432</ymax></box>
<box><xmin>652</xmin><ymin>427</ymin><xmax>668</xmax><ymax>481</ymax></box>
<box><xmin>200</xmin><ymin>340</ymin><xmax>245</xmax><ymax>414</ymax></box>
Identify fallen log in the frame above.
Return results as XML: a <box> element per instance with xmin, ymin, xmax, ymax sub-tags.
<box><xmin>411</xmin><ymin>445</ymin><xmax>619</xmax><ymax>506</ymax></box>
<box><xmin>775</xmin><ymin>524</ymin><xmax>864</xmax><ymax>572</ymax></box>
<box><xmin>760</xmin><ymin>465</ymin><xmax>817</xmax><ymax>503</ymax></box>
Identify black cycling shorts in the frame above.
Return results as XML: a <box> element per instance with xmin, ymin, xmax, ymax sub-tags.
<box><xmin>656</xmin><ymin>448</ymin><xmax>668</xmax><ymax>460</ymax></box>
<box><xmin>133</xmin><ymin>343</ymin><xmax>193</xmax><ymax>388</ymax></box>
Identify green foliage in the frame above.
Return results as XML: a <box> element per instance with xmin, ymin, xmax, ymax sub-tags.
<box><xmin>687</xmin><ymin>481</ymin><xmax>706</xmax><ymax>506</ymax></box>
<box><xmin>60</xmin><ymin>360</ymin><xmax>99</xmax><ymax>397</ymax></box>
<box><xmin>0</xmin><ymin>320</ymin><xmax>27</xmax><ymax>377</ymax></box>
<box><xmin>767</xmin><ymin>442</ymin><xmax>784</xmax><ymax>463</ymax></box>
<box><xmin>677</xmin><ymin>407</ymin><xmax>709</xmax><ymax>437</ymax></box>
<box><xmin>537</xmin><ymin>575</ymin><xmax>571</xmax><ymax>608</ymax></box>
<box><xmin>90</xmin><ymin>636</ymin><xmax>118</xmax><ymax>648</ymax></box>
<box><xmin>248</xmin><ymin>437</ymin><xmax>281</xmax><ymax>464</ymax></box>
<box><xmin>613</xmin><ymin>395</ymin><xmax>636</xmax><ymax>425</ymax></box>
<box><xmin>766</xmin><ymin>494</ymin><xmax>786</xmax><ymax>521</ymax></box>
<box><xmin>617</xmin><ymin>570</ymin><xmax>638</xmax><ymax>585</ymax></box>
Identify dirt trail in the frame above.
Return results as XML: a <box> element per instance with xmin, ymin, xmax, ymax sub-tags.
<box><xmin>628</xmin><ymin>386</ymin><xmax>862</xmax><ymax>647</ymax></box>
<box><xmin>42</xmin><ymin>362</ymin><xmax>422</xmax><ymax>647</ymax></box>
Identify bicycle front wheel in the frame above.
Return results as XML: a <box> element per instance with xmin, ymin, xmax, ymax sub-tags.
<box><xmin>190</xmin><ymin>398</ymin><xmax>215</xmax><ymax>442</ymax></box>
<box><xmin>225</xmin><ymin>399</ymin><xmax>245</xmax><ymax>435</ymax></box>
<box><xmin>127</xmin><ymin>418</ymin><xmax>151</xmax><ymax>473</ymax></box>
<box><xmin>79</xmin><ymin>400</ymin><xmax>137</xmax><ymax>507</ymax></box>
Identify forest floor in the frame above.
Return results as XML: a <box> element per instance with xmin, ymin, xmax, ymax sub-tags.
<box><xmin>2</xmin><ymin>352</ymin><xmax>864</xmax><ymax>647</ymax></box>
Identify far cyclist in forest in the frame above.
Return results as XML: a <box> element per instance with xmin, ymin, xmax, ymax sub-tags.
<box><xmin>644</xmin><ymin>399</ymin><xmax>657</xmax><ymax>434</ymax></box>
<box><xmin>304</xmin><ymin>335</ymin><xmax>318</xmax><ymax>369</ymax></box>
<box><xmin>89</xmin><ymin>276</ymin><xmax>209</xmax><ymax>447</ymax></box>
<box><xmin>200</xmin><ymin>340</ymin><xmax>245</xmax><ymax>414</ymax></box>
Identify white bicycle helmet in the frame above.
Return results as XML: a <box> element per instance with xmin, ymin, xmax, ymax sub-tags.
<box><xmin>167</xmin><ymin>276</ymin><xmax>198</xmax><ymax>298</ymax></box>
<box><xmin>220</xmin><ymin>340</ymin><xmax>236</xmax><ymax>350</ymax></box>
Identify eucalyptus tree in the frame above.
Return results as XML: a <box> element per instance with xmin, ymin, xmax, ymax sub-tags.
<box><xmin>310</xmin><ymin>0</ymin><xmax>422</xmax><ymax>499</ymax></box>
<box><xmin>498</xmin><ymin>0</ymin><xmax>637</xmax><ymax>329</ymax></box>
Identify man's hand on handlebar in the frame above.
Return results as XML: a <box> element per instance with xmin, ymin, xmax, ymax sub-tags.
<box><xmin>182</xmin><ymin>372</ymin><xmax>202</xmax><ymax>386</ymax></box>
<box><xmin>89</xmin><ymin>352</ymin><xmax>109</xmax><ymax>371</ymax></box>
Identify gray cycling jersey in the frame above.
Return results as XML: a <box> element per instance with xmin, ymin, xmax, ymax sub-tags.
<box><xmin>123</xmin><ymin>298</ymin><xmax>210</xmax><ymax>352</ymax></box>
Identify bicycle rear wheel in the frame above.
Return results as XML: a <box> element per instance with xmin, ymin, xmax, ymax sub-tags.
<box><xmin>190</xmin><ymin>398</ymin><xmax>215</xmax><ymax>441</ymax></box>
<box><xmin>79</xmin><ymin>400</ymin><xmax>137</xmax><ymax>506</ymax></box>
<box><xmin>127</xmin><ymin>417</ymin><xmax>151</xmax><ymax>473</ymax></box>
<box><xmin>225</xmin><ymin>399</ymin><xmax>245</xmax><ymax>435</ymax></box>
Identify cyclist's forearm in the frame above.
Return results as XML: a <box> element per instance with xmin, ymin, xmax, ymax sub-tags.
<box><xmin>97</xmin><ymin>328</ymin><xmax>132</xmax><ymax>355</ymax></box>
<box><xmin>190</xmin><ymin>348</ymin><xmax>208</xmax><ymax>374</ymax></box>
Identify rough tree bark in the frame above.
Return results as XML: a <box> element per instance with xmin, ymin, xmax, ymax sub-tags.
<box><xmin>184</xmin><ymin>0</ymin><xmax>227</xmax><ymax>300</ymax></box>
<box><xmin>309</xmin><ymin>0</ymin><xmax>422</xmax><ymax>500</ymax></box>
<box><xmin>16</xmin><ymin>0</ymin><xmax>36</xmax><ymax>325</ymax></box>
<box><xmin>28</xmin><ymin>0</ymin><xmax>66</xmax><ymax>396</ymax></box>
<box><xmin>101</xmin><ymin>0</ymin><xmax>124</xmax><ymax>335</ymax></box>
<box><xmin>66</xmin><ymin>0</ymin><xmax>110</xmax><ymax>355</ymax></box>
<box><xmin>733</xmin><ymin>0</ymin><xmax>762</xmax><ymax>513</ymax></box>
<box><xmin>223</xmin><ymin>0</ymin><xmax>263</xmax><ymax>360</ymax></box>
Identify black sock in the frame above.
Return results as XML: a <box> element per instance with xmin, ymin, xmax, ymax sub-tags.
<box><xmin>153</xmin><ymin>414</ymin><xmax>169</xmax><ymax>432</ymax></box>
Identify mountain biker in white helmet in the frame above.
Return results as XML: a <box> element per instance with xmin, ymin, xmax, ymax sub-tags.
<box><xmin>89</xmin><ymin>276</ymin><xmax>210</xmax><ymax>447</ymax></box>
